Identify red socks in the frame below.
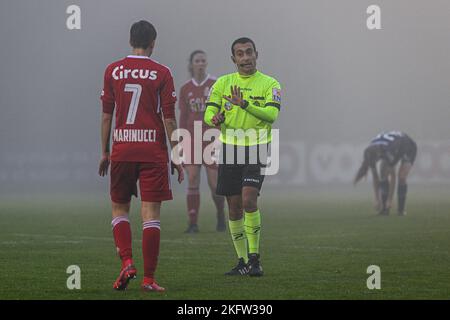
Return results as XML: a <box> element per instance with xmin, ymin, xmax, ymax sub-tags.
<box><xmin>111</xmin><ymin>216</ymin><xmax>133</xmax><ymax>267</ymax></box>
<box><xmin>142</xmin><ymin>220</ymin><xmax>161</xmax><ymax>282</ymax></box>
<box><xmin>112</xmin><ymin>216</ymin><xmax>161</xmax><ymax>283</ymax></box>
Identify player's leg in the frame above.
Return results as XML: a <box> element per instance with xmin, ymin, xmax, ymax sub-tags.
<box><xmin>139</xmin><ymin>162</ymin><xmax>173</xmax><ymax>292</ymax></box>
<box><xmin>184</xmin><ymin>164</ymin><xmax>201</xmax><ymax>233</ymax></box>
<box><xmin>397</xmin><ymin>140</ymin><xmax>417</xmax><ymax>216</ymax></box>
<box><xmin>224</xmin><ymin>194</ymin><xmax>249</xmax><ymax>275</ymax></box>
<box><xmin>379</xmin><ymin>160</ymin><xmax>391</xmax><ymax>215</ymax></box>
<box><xmin>111</xmin><ymin>201</ymin><xmax>138</xmax><ymax>290</ymax></box>
<box><xmin>242</xmin><ymin>186</ymin><xmax>261</xmax><ymax>272</ymax></box>
<box><xmin>217</xmin><ymin>144</ymin><xmax>249</xmax><ymax>275</ymax></box>
<box><xmin>205</xmin><ymin>165</ymin><xmax>226</xmax><ymax>231</ymax></box>
<box><xmin>241</xmin><ymin>143</ymin><xmax>266</xmax><ymax>276</ymax></box>
<box><xmin>242</xmin><ymin>162</ymin><xmax>265</xmax><ymax>277</ymax></box>
<box><xmin>112</xmin><ymin>201</ymin><xmax>133</xmax><ymax>266</ymax></box>
<box><xmin>110</xmin><ymin>161</ymin><xmax>138</xmax><ymax>290</ymax></box>
<box><xmin>141</xmin><ymin>201</ymin><xmax>165</xmax><ymax>292</ymax></box>
<box><xmin>242</xmin><ymin>186</ymin><xmax>260</xmax><ymax>253</ymax></box>
<box><xmin>397</xmin><ymin>162</ymin><xmax>412</xmax><ymax>215</ymax></box>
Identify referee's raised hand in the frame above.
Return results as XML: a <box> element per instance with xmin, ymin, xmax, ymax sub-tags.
<box><xmin>223</xmin><ymin>85</ymin><xmax>246</xmax><ymax>108</ymax></box>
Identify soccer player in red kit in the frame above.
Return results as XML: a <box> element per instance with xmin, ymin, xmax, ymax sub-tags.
<box><xmin>178</xmin><ymin>50</ymin><xmax>225</xmax><ymax>233</ymax></box>
<box><xmin>98</xmin><ymin>20</ymin><xmax>183</xmax><ymax>292</ymax></box>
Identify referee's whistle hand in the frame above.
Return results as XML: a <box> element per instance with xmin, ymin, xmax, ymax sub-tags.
<box><xmin>212</xmin><ymin>112</ymin><xmax>225</xmax><ymax>126</ymax></box>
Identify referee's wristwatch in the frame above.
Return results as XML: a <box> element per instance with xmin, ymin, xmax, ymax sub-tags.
<box><xmin>240</xmin><ymin>99</ymin><xmax>249</xmax><ymax>109</ymax></box>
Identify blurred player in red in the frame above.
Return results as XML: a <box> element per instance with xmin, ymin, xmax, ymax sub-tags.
<box><xmin>98</xmin><ymin>20</ymin><xmax>183</xmax><ymax>292</ymax></box>
<box><xmin>178</xmin><ymin>50</ymin><xmax>225</xmax><ymax>233</ymax></box>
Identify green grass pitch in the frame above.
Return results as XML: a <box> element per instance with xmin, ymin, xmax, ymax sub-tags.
<box><xmin>0</xmin><ymin>188</ymin><xmax>449</xmax><ymax>300</ymax></box>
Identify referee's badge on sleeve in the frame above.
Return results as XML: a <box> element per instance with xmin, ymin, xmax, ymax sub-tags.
<box><xmin>272</xmin><ymin>88</ymin><xmax>281</xmax><ymax>103</ymax></box>
<box><xmin>224</xmin><ymin>101</ymin><xmax>233</xmax><ymax>111</ymax></box>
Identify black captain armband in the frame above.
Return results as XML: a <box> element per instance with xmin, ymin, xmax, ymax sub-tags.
<box><xmin>206</xmin><ymin>102</ymin><xmax>220</xmax><ymax>109</ymax></box>
<box><xmin>265</xmin><ymin>102</ymin><xmax>281</xmax><ymax>110</ymax></box>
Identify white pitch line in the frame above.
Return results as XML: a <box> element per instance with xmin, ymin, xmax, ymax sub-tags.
<box><xmin>6</xmin><ymin>233</ymin><xmax>228</xmax><ymax>246</ymax></box>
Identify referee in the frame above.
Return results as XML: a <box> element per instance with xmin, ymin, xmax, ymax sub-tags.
<box><xmin>204</xmin><ymin>37</ymin><xmax>281</xmax><ymax>276</ymax></box>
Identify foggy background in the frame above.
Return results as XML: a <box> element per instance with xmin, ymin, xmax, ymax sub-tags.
<box><xmin>1</xmin><ymin>0</ymin><xmax>450</xmax><ymax>196</ymax></box>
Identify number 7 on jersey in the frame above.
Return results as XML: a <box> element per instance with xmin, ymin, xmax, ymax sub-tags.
<box><xmin>124</xmin><ymin>84</ymin><xmax>142</xmax><ymax>125</ymax></box>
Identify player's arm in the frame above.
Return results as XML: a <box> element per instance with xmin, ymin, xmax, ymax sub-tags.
<box><xmin>164</xmin><ymin>118</ymin><xmax>181</xmax><ymax>153</ymax></box>
<box><xmin>223</xmin><ymin>82</ymin><xmax>281</xmax><ymax>124</ymax></box>
<box><xmin>163</xmin><ymin>118</ymin><xmax>184</xmax><ymax>183</ymax></box>
<box><xmin>243</xmin><ymin>103</ymin><xmax>279</xmax><ymax>123</ymax></box>
<box><xmin>99</xmin><ymin>66</ymin><xmax>115</xmax><ymax>177</ymax></box>
<box><xmin>370</xmin><ymin>165</ymin><xmax>381</xmax><ymax>210</ymax></box>
<box><xmin>178</xmin><ymin>87</ymin><xmax>188</xmax><ymax>129</ymax></box>
<box><xmin>177</xmin><ymin>88</ymin><xmax>188</xmax><ymax>164</ymax></box>
<box><xmin>204</xmin><ymin>79</ymin><xmax>225</xmax><ymax>127</ymax></box>
<box><xmin>161</xmin><ymin>71</ymin><xmax>184</xmax><ymax>183</ymax></box>
<box><xmin>99</xmin><ymin>112</ymin><xmax>113</xmax><ymax>176</ymax></box>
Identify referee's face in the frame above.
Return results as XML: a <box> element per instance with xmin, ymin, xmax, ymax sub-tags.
<box><xmin>232</xmin><ymin>42</ymin><xmax>258</xmax><ymax>75</ymax></box>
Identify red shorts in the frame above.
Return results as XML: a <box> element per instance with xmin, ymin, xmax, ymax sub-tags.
<box><xmin>110</xmin><ymin>161</ymin><xmax>172</xmax><ymax>203</ymax></box>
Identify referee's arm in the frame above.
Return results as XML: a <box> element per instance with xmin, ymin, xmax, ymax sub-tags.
<box><xmin>204</xmin><ymin>102</ymin><xmax>221</xmax><ymax>126</ymax></box>
<box><xmin>204</xmin><ymin>80</ymin><xmax>223</xmax><ymax>127</ymax></box>
<box><xmin>243</xmin><ymin>103</ymin><xmax>279</xmax><ymax>124</ymax></box>
<box><xmin>243</xmin><ymin>82</ymin><xmax>281</xmax><ymax>123</ymax></box>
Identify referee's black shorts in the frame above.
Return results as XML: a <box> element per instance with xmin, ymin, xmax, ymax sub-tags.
<box><xmin>216</xmin><ymin>143</ymin><xmax>268</xmax><ymax>196</ymax></box>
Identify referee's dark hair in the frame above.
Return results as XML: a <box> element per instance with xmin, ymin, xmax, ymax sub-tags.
<box><xmin>231</xmin><ymin>37</ymin><xmax>256</xmax><ymax>56</ymax></box>
<box><xmin>130</xmin><ymin>20</ymin><xmax>157</xmax><ymax>49</ymax></box>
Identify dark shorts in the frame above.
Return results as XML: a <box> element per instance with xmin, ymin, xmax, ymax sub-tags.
<box><xmin>110</xmin><ymin>161</ymin><xmax>172</xmax><ymax>203</ymax></box>
<box><xmin>216</xmin><ymin>144</ymin><xmax>268</xmax><ymax>196</ymax></box>
<box><xmin>401</xmin><ymin>138</ymin><xmax>418</xmax><ymax>164</ymax></box>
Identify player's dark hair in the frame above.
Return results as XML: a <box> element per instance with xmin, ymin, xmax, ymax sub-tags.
<box><xmin>231</xmin><ymin>37</ymin><xmax>256</xmax><ymax>56</ymax></box>
<box><xmin>188</xmin><ymin>50</ymin><xmax>206</xmax><ymax>77</ymax></box>
<box><xmin>130</xmin><ymin>20</ymin><xmax>157</xmax><ymax>49</ymax></box>
<box><xmin>354</xmin><ymin>146</ymin><xmax>378</xmax><ymax>185</ymax></box>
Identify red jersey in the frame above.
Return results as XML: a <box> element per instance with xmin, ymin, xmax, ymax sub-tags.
<box><xmin>101</xmin><ymin>55</ymin><xmax>177</xmax><ymax>163</ymax></box>
<box><xmin>178</xmin><ymin>74</ymin><xmax>216</xmax><ymax>134</ymax></box>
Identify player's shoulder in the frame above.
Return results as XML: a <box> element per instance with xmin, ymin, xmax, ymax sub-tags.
<box><xmin>104</xmin><ymin>57</ymin><xmax>126</xmax><ymax>71</ymax></box>
<box><xmin>126</xmin><ymin>56</ymin><xmax>175</xmax><ymax>76</ymax></box>
<box><xmin>214</xmin><ymin>72</ymin><xmax>237</xmax><ymax>86</ymax></box>
<box><xmin>256</xmin><ymin>71</ymin><xmax>281</xmax><ymax>87</ymax></box>
<box><xmin>132</xmin><ymin>58</ymin><xmax>173</xmax><ymax>81</ymax></box>
<box><xmin>206</xmin><ymin>74</ymin><xmax>217</xmax><ymax>85</ymax></box>
<box><xmin>150</xmin><ymin>58</ymin><xmax>174</xmax><ymax>73</ymax></box>
<box><xmin>180</xmin><ymin>78</ymin><xmax>194</xmax><ymax>92</ymax></box>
